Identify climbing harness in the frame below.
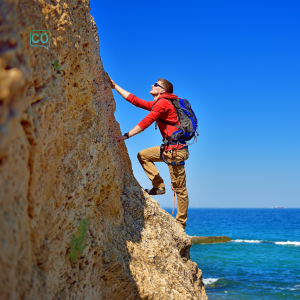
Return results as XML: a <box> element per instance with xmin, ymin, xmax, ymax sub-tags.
<box><xmin>159</xmin><ymin>140</ymin><xmax>188</xmax><ymax>166</ymax></box>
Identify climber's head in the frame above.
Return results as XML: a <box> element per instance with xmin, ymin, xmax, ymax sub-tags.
<box><xmin>150</xmin><ymin>78</ymin><xmax>173</xmax><ymax>98</ymax></box>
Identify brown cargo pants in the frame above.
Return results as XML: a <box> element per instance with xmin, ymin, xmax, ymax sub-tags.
<box><xmin>137</xmin><ymin>146</ymin><xmax>189</xmax><ymax>228</ymax></box>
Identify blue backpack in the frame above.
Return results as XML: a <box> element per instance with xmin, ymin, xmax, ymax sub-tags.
<box><xmin>154</xmin><ymin>98</ymin><xmax>199</xmax><ymax>166</ymax></box>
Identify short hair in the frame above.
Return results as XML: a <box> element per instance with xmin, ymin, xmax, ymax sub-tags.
<box><xmin>157</xmin><ymin>78</ymin><xmax>173</xmax><ymax>93</ymax></box>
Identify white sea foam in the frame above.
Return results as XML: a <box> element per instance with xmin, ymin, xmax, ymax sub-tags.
<box><xmin>279</xmin><ymin>287</ymin><xmax>298</xmax><ymax>291</ymax></box>
<box><xmin>288</xmin><ymin>284</ymin><xmax>300</xmax><ymax>290</ymax></box>
<box><xmin>274</xmin><ymin>241</ymin><xmax>300</xmax><ymax>246</ymax></box>
<box><xmin>203</xmin><ymin>278</ymin><xmax>219</xmax><ymax>285</ymax></box>
<box><xmin>244</xmin><ymin>240</ymin><xmax>261</xmax><ymax>243</ymax></box>
<box><xmin>232</xmin><ymin>239</ymin><xmax>262</xmax><ymax>243</ymax></box>
<box><xmin>232</xmin><ymin>239</ymin><xmax>300</xmax><ymax>246</ymax></box>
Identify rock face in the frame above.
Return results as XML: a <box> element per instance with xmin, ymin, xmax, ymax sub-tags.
<box><xmin>0</xmin><ymin>1</ymin><xmax>207</xmax><ymax>299</ymax></box>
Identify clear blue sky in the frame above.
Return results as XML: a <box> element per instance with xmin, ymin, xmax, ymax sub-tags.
<box><xmin>90</xmin><ymin>0</ymin><xmax>300</xmax><ymax>208</ymax></box>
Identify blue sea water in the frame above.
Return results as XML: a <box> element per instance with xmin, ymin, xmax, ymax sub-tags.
<box><xmin>165</xmin><ymin>208</ymin><xmax>300</xmax><ymax>299</ymax></box>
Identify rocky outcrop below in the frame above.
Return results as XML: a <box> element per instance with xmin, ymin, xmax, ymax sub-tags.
<box><xmin>0</xmin><ymin>0</ymin><xmax>207</xmax><ymax>299</ymax></box>
<box><xmin>191</xmin><ymin>236</ymin><xmax>231</xmax><ymax>244</ymax></box>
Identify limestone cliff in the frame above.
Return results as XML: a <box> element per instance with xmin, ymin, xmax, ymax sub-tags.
<box><xmin>0</xmin><ymin>1</ymin><xmax>207</xmax><ymax>299</ymax></box>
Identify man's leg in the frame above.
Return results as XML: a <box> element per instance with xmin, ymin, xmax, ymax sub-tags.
<box><xmin>137</xmin><ymin>146</ymin><xmax>165</xmax><ymax>189</ymax></box>
<box><xmin>164</xmin><ymin>149</ymin><xmax>189</xmax><ymax>229</ymax></box>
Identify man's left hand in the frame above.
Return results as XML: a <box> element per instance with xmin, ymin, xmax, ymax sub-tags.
<box><xmin>110</xmin><ymin>135</ymin><xmax>127</xmax><ymax>143</ymax></box>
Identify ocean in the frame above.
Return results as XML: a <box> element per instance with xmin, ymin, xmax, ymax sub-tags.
<box><xmin>165</xmin><ymin>208</ymin><xmax>300</xmax><ymax>299</ymax></box>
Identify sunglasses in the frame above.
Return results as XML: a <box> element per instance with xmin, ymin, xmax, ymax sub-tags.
<box><xmin>154</xmin><ymin>82</ymin><xmax>165</xmax><ymax>90</ymax></box>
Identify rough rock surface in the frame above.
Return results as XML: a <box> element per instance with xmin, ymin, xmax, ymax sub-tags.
<box><xmin>0</xmin><ymin>1</ymin><xmax>207</xmax><ymax>299</ymax></box>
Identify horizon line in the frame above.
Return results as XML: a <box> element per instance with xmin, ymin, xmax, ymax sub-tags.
<box><xmin>162</xmin><ymin>207</ymin><xmax>300</xmax><ymax>209</ymax></box>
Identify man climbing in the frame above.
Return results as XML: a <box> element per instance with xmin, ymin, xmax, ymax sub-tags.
<box><xmin>110</xmin><ymin>79</ymin><xmax>189</xmax><ymax>231</ymax></box>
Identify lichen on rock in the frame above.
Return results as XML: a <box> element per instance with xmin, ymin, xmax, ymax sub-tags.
<box><xmin>0</xmin><ymin>1</ymin><xmax>207</xmax><ymax>299</ymax></box>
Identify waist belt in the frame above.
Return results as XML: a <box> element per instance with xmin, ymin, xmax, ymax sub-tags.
<box><xmin>168</xmin><ymin>142</ymin><xmax>187</xmax><ymax>147</ymax></box>
<box><xmin>168</xmin><ymin>139</ymin><xmax>186</xmax><ymax>145</ymax></box>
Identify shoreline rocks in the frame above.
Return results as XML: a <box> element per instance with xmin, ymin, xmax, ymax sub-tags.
<box><xmin>190</xmin><ymin>236</ymin><xmax>231</xmax><ymax>244</ymax></box>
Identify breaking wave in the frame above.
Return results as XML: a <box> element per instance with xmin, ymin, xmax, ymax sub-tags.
<box><xmin>203</xmin><ymin>278</ymin><xmax>220</xmax><ymax>285</ymax></box>
<box><xmin>274</xmin><ymin>241</ymin><xmax>300</xmax><ymax>246</ymax></box>
<box><xmin>232</xmin><ymin>239</ymin><xmax>300</xmax><ymax>246</ymax></box>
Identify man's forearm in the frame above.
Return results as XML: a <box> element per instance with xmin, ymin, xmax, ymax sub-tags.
<box><xmin>115</xmin><ymin>84</ymin><xmax>131</xmax><ymax>100</ymax></box>
<box><xmin>128</xmin><ymin>125</ymin><xmax>143</xmax><ymax>138</ymax></box>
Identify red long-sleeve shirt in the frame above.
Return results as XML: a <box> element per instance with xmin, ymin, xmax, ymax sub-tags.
<box><xmin>126</xmin><ymin>93</ymin><xmax>186</xmax><ymax>150</ymax></box>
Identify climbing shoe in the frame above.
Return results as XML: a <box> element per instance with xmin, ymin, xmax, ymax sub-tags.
<box><xmin>145</xmin><ymin>187</ymin><xmax>165</xmax><ymax>195</ymax></box>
